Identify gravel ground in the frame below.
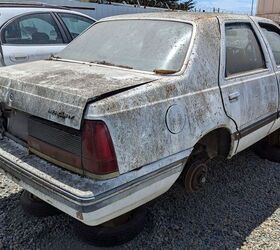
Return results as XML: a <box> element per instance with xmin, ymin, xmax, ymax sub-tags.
<box><xmin>0</xmin><ymin>149</ymin><xmax>279</xmax><ymax>250</ymax></box>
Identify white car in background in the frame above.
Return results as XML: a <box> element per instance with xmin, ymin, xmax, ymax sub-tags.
<box><xmin>0</xmin><ymin>2</ymin><xmax>95</xmax><ymax>66</ymax></box>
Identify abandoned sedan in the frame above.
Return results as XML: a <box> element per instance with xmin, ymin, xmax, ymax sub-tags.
<box><xmin>0</xmin><ymin>12</ymin><xmax>280</xmax><ymax>245</ymax></box>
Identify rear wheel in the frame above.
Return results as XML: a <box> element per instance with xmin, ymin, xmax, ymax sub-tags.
<box><xmin>182</xmin><ymin>155</ymin><xmax>209</xmax><ymax>192</ymax></box>
<box><xmin>20</xmin><ymin>190</ymin><xmax>61</xmax><ymax>217</ymax></box>
<box><xmin>74</xmin><ymin>206</ymin><xmax>147</xmax><ymax>246</ymax></box>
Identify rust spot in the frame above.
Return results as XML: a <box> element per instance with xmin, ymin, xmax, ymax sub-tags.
<box><xmin>165</xmin><ymin>85</ymin><xmax>176</xmax><ymax>98</ymax></box>
<box><xmin>76</xmin><ymin>211</ymin><xmax>84</xmax><ymax>220</ymax></box>
<box><xmin>154</xmin><ymin>69</ymin><xmax>178</xmax><ymax>75</ymax></box>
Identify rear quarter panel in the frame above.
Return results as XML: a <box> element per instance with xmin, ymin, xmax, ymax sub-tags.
<box><xmin>85</xmin><ymin>17</ymin><xmax>236</xmax><ymax>174</ymax></box>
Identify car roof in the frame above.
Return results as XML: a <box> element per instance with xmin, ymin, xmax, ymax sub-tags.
<box><xmin>0</xmin><ymin>2</ymin><xmax>69</xmax><ymax>9</ymax></box>
<box><xmin>0</xmin><ymin>5</ymin><xmax>95</xmax><ymax>27</ymax></box>
<box><xmin>102</xmin><ymin>11</ymin><xmax>252</xmax><ymax>23</ymax></box>
<box><xmin>251</xmin><ymin>15</ymin><xmax>278</xmax><ymax>24</ymax></box>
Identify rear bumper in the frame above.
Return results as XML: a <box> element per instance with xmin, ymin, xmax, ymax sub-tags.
<box><xmin>0</xmin><ymin>137</ymin><xmax>190</xmax><ymax>226</ymax></box>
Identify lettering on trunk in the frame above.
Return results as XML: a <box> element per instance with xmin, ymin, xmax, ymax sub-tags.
<box><xmin>48</xmin><ymin>109</ymin><xmax>75</xmax><ymax>120</ymax></box>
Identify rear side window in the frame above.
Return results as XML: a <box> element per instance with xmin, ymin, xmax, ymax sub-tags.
<box><xmin>225</xmin><ymin>23</ymin><xmax>266</xmax><ymax>77</ymax></box>
<box><xmin>2</xmin><ymin>13</ymin><xmax>63</xmax><ymax>45</ymax></box>
<box><xmin>58</xmin><ymin>13</ymin><xmax>94</xmax><ymax>39</ymax></box>
<box><xmin>259</xmin><ymin>23</ymin><xmax>280</xmax><ymax>66</ymax></box>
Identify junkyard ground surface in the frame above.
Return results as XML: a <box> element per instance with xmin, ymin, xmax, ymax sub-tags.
<box><xmin>0</xmin><ymin>149</ymin><xmax>279</xmax><ymax>250</ymax></box>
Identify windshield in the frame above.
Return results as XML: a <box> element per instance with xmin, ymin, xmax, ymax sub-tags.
<box><xmin>58</xmin><ymin>20</ymin><xmax>193</xmax><ymax>73</ymax></box>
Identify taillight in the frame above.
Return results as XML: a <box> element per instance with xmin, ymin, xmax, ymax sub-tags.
<box><xmin>82</xmin><ymin>120</ymin><xmax>119</xmax><ymax>177</ymax></box>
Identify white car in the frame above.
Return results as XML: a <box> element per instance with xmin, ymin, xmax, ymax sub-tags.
<box><xmin>1</xmin><ymin>12</ymin><xmax>280</xmax><ymax>246</ymax></box>
<box><xmin>0</xmin><ymin>2</ymin><xmax>95</xmax><ymax>66</ymax></box>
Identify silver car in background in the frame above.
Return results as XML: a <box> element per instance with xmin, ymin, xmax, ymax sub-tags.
<box><xmin>0</xmin><ymin>2</ymin><xmax>95</xmax><ymax>66</ymax></box>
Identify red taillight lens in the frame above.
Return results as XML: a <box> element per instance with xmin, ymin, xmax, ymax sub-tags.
<box><xmin>82</xmin><ymin>120</ymin><xmax>118</xmax><ymax>176</ymax></box>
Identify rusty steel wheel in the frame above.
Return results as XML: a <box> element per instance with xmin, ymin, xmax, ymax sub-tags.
<box><xmin>183</xmin><ymin>159</ymin><xmax>208</xmax><ymax>192</ymax></box>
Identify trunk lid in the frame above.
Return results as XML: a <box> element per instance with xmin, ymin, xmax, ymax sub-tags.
<box><xmin>0</xmin><ymin>60</ymin><xmax>159</xmax><ymax>129</ymax></box>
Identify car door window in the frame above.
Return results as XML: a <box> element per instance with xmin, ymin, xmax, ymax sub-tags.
<box><xmin>58</xmin><ymin>13</ymin><xmax>94</xmax><ymax>39</ymax></box>
<box><xmin>259</xmin><ymin>23</ymin><xmax>280</xmax><ymax>66</ymax></box>
<box><xmin>225</xmin><ymin>23</ymin><xmax>266</xmax><ymax>77</ymax></box>
<box><xmin>2</xmin><ymin>13</ymin><xmax>63</xmax><ymax>45</ymax></box>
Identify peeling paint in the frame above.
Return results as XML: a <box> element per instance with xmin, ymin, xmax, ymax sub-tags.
<box><xmin>0</xmin><ymin>61</ymin><xmax>159</xmax><ymax>129</ymax></box>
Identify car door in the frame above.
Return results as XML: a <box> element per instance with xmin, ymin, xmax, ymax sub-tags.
<box><xmin>55</xmin><ymin>12</ymin><xmax>95</xmax><ymax>40</ymax></box>
<box><xmin>0</xmin><ymin>12</ymin><xmax>67</xmax><ymax>66</ymax></box>
<box><xmin>254</xmin><ymin>20</ymin><xmax>280</xmax><ymax>133</ymax></box>
<box><xmin>218</xmin><ymin>18</ymin><xmax>279</xmax><ymax>153</ymax></box>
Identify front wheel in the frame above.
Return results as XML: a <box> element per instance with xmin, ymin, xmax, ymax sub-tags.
<box><xmin>255</xmin><ymin>129</ymin><xmax>280</xmax><ymax>163</ymax></box>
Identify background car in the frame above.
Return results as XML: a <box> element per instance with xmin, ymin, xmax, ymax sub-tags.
<box><xmin>0</xmin><ymin>2</ymin><xmax>95</xmax><ymax>66</ymax></box>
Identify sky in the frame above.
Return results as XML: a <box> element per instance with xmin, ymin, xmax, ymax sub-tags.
<box><xmin>195</xmin><ymin>0</ymin><xmax>255</xmax><ymax>14</ymax></box>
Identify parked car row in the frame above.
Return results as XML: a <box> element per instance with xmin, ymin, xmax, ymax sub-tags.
<box><xmin>0</xmin><ymin>3</ymin><xmax>95</xmax><ymax>66</ymax></box>
<box><xmin>0</xmin><ymin>6</ymin><xmax>280</xmax><ymax>246</ymax></box>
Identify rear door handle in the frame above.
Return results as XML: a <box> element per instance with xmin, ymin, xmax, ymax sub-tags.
<box><xmin>228</xmin><ymin>92</ymin><xmax>240</xmax><ymax>102</ymax></box>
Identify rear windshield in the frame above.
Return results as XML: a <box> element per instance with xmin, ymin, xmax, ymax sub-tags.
<box><xmin>58</xmin><ymin>20</ymin><xmax>193</xmax><ymax>73</ymax></box>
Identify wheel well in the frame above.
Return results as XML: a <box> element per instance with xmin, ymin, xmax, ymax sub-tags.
<box><xmin>192</xmin><ymin>128</ymin><xmax>232</xmax><ymax>160</ymax></box>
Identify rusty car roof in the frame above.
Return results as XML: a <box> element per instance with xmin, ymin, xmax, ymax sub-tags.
<box><xmin>102</xmin><ymin>11</ymin><xmax>251</xmax><ymax>22</ymax></box>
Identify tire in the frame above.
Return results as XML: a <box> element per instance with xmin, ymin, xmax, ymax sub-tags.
<box><xmin>75</xmin><ymin>206</ymin><xmax>147</xmax><ymax>246</ymax></box>
<box><xmin>254</xmin><ymin>129</ymin><xmax>280</xmax><ymax>162</ymax></box>
<box><xmin>181</xmin><ymin>153</ymin><xmax>209</xmax><ymax>192</ymax></box>
<box><xmin>20</xmin><ymin>190</ymin><xmax>61</xmax><ymax>217</ymax></box>
<box><xmin>255</xmin><ymin>141</ymin><xmax>280</xmax><ymax>163</ymax></box>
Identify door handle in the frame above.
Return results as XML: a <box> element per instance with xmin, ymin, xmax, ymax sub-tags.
<box><xmin>14</xmin><ymin>56</ymin><xmax>28</xmax><ymax>60</ymax></box>
<box><xmin>9</xmin><ymin>55</ymin><xmax>29</xmax><ymax>63</ymax></box>
<box><xmin>228</xmin><ymin>92</ymin><xmax>240</xmax><ymax>102</ymax></box>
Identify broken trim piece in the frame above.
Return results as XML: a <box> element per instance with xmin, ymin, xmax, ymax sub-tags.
<box><xmin>86</xmin><ymin>79</ymin><xmax>159</xmax><ymax>104</ymax></box>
